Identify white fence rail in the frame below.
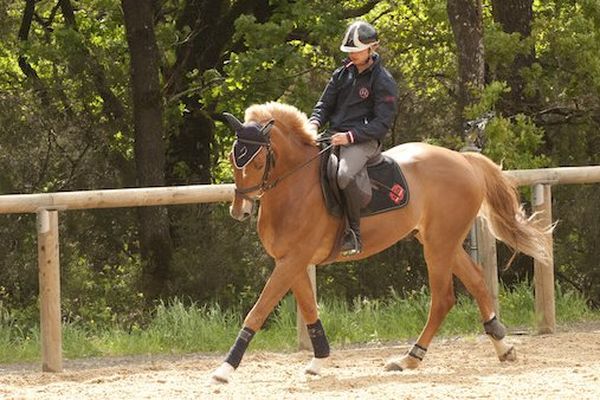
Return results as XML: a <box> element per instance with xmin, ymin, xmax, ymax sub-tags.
<box><xmin>0</xmin><ymin>184</ymin><xmax>234</xmax><ymax>213</ymax></box>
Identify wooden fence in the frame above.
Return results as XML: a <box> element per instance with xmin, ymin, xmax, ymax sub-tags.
<box><xmin>481</xmin><ymin>166</ymin><xmax>600</xmax><ymax>334</ymax></box>
<box><xmin>1</xmin><ymin>166</ymin><xmax>599</xmax><ymax>372</ymax></box>
<box><xmin>0</xmin><ymin>185</ymin><xmax>234</xmax><ymax>372</ymax></box>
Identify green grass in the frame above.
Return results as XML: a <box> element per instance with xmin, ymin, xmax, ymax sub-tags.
<box><xmin>0</xmin><ymin>282</ymin><xmax>598</xmax><ymax>364</ymax></box>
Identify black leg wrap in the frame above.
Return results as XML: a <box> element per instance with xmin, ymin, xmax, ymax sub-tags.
<box><xmin>408</xmin><ymin>343</ymin><xmax>427</xmax><ymax>361</ymax></box>
<box><xmin>307</xmin><ymin>319</ymin><xmax>330</xmax><ymax>358</ymax></box>
<box><xmin>224</xmin><ymin>327</ymin><xmax>255</xmax><ymax>369</ymax></box>
<box><xmin>484</xmin><ymin>315</ymin><xmax>507</xmax><ymax>341</ymax></box>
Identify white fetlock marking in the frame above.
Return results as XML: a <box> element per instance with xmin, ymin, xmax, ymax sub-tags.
<box><xmin>490</xmin><ymin>337</ymin><xmax>516</xmax><ymax>362</ymax></box>
<box><xmin>305</xmin><ymin>357</ymin><xmax>327</xmax><ymax>375</ymax></box>
<box><xmin>211</xmin><ymin>362</ymin><xmax>235</xmax><ymax>384</ymax></box>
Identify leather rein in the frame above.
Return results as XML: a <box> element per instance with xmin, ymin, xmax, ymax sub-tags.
<box><xmin>234</xmin><ymin>136</ymin><xmax>332</xmax><ymax>202</ymax></box>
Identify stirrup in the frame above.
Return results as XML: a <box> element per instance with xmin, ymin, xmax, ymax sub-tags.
<box><xmin>340</xmin><ymin>230</ymin><xmax>362</xmax><ymax>256</ymax></box>
<box><xmin>341</xmin><ymin>247</ymin><xmax>361</xmax><ymax>257</ymax></box>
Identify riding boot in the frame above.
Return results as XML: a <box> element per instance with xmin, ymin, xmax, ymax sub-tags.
<box><xmin>340</xmin><ymin>183</ymin><xmax>363</xmax><ymax>256</ymax></box>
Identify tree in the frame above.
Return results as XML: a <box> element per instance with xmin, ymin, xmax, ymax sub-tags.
<box><xmin>2</xmin><ymin>0</ymin><xmax>600</xmax><ymax>320</ymax></box>
<box><xmin>446</xmin><ymin>0</ymin><xmax>485</xmax><ymax>135</ymax></box>
<box><xmin>490</xmin><ymin>0</ymin><xmax>536</xmax><ymax>115</ymax></box>
<box><xmin>161</xmin><ymin>0</ymin><xmax>271</xmax><ymax>185</ymax></box>
<box><xmin>122</xmin><ymin>0</ymin><xmax>173</xmax><ymax>299</ymax></box>
<box><xmin>17</xmin><ymin>0</ymin><xmax>51</xmax><ymax>107</ymax></box>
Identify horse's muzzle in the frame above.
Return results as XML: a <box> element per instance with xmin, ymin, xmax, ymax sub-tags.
<box><xmin>230</xmin><ymin>199</ymin><xmax>253</xmax><ymax>221</ymax></box>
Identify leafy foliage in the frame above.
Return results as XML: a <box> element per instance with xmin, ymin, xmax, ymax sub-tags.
<box><xmin>0</xmin><ymin>0</ymin><xmax>599</xmax><ymax>340</ymax></box>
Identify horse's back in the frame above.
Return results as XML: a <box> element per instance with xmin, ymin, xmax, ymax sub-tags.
<box><xmin>384</xmin><ymin>142</ymin><xmax>482</xmax><ymax>190</ymax></box>
<box><xmin>383</xmin><ymin>142</ymin><xmax>485</xmax><ymax>234</ymax></box>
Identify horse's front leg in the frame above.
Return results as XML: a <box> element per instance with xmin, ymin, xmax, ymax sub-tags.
<box><xmin>211</xmin><ymin>258</ymin><xmax>305</xmax><ymax>384</ymax></box>
<box><xmin>290</xmin><ymin>266</ymin><xmax>331</xmax><ymax>376</ymax></box>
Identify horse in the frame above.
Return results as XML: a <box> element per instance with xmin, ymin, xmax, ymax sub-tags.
<box><xmin>211</xmin><ymin>101</ymin><xmax>551</xmax><ymax>383</ymax></box>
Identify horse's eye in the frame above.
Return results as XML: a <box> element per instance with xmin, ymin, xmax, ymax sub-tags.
<box><xmin>249</xmin><ymin>151</ymin><xmax>266</xmax><ymax>170</ymax></box>
<box><xmin>250</xmin><ymin>160</ymin><xmax>264</xmax><ymax>170</ymax></box>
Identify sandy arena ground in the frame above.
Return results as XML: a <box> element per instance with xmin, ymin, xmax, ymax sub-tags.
<box><xmin>1</xmin><ymin>324</ymin><xmax>599</xmax><ymax>399</ymax></box>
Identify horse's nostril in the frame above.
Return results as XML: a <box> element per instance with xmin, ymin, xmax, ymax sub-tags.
<box><xmin>229</xmin><ymin>206</ymin><xmax>251</xmax><ymax>221</ymax></box>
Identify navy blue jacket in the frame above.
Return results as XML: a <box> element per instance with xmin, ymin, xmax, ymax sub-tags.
<box><xmin>309</xmin><ymin>54</ymin><xmax>397</xmax><ymax>143</ymax></box>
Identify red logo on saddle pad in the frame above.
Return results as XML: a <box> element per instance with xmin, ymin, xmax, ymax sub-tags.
<box><xmin>358</xmin><ymin>87</ymin><xmax>370</xmax><ymax>99</ymax></box>
<box><xmin>389</xmin><ymin>184</ymin><xmax>404</xmax><ymax>204</ymax></box>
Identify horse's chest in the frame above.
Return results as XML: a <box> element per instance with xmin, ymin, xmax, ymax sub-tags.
<box><xmin>257</xmin><ymin>213</ymin><xmax>307</xmax><ymax>259</ymax></box>
<box><xmin>257</xmin><ymin>217</ymin><xmax>284</xmax><ymax>257</ymax></box>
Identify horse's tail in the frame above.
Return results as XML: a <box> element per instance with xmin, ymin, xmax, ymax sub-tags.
<box><xmin>463</xmin><ymin>152</ymin><xmax>553</xmax><ymax>265</ymax></box>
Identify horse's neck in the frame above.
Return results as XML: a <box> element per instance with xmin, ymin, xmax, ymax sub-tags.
<box><xmin>275</xmin><ymin>133</ymin><xmax>316</xmax><ymax>169</ymax></box>
<box><xmin>257</xmin><ymin>142</ymin><xmax>325</xmax><ymax>256</ymax></box>
<box><xmin>260</xmin><ymin>138</ymin><xmax>321</xmax><ymax>213</ymax></box>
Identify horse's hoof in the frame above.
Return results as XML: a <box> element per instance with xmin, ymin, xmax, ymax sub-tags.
<box><xmin>384</xmin><ymin>360</ymin><xmax>403</xmax><ymax>371</ymax></box>
<box><xmin>210</xmin><ymin>375</ymin><xmax>228</xmax><ymax>385</ymax></box>
<box><xmin>384</xmin><ymin>355</ymin><xmax>420</xmax><ymax>372</ymax></box>
<box><xmin>305</xmin><ymin>357</ymin><xmax>327</xmax><ymax>375</ymax></box>
<box><xmin>211</xmin><ymin>362</ymin><xmax>234</xmax><ymax>384</ymax></box>
<box><xmin>499</xmin><ymin>346</ymin><xmax>517</xmax><ymax>362</ymax></box>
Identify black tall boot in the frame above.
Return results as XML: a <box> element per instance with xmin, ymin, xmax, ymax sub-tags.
<box><xmin>340</xmin><ymin>183</ymin><xmax>363</xmax><ymax>256</ymax></box>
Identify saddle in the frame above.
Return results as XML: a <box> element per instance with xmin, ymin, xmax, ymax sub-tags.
<box><xmin>319</xmin><ymin>144</ymin><xmax>410</xmax><ymax>219</ymax></box>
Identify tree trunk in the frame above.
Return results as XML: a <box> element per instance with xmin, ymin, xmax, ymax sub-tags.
<box><xmin>18</xmin><ymin>0</ymin><xmax>51</xmax><ymax>107</ymax></box>
<box><xmin>447</xmin><ymin>0</ymin><xmax>485</xmax><ymax>135</ymax></box>
<box><xmin>122</xmin><ymin>0</ymin><xmax>173</xmax><ymax>299</ymax></box>
<box><xmin>163</xmin><ymin>0</ymin><xmax>270</xmax><ymax>185</ymax></box>
<box><xmin>491</xmin><ymin>0</ymin><xmax>536</xmax><ymax>115</ymax></box>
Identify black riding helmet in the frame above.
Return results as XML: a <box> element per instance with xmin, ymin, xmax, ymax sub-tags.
<box><xmin>340</xmin><ymin>21</ymin><xmax>379</xmax><ymax>52</ymax></box>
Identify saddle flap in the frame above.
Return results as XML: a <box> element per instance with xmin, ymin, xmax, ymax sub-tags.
<box><xmin>327</xmin><ymin>152</ymin><xmax>342</xmax><ymax>206</ymax></box>
<box><xmin>320</xmin><ymin>148</ymin><xmax>410</xmax><ymax>218</ymax></box>
<box><xmin>319</xmin><ymin>146</ymin><xmax>343</xmax><ymax>218</ymax></box>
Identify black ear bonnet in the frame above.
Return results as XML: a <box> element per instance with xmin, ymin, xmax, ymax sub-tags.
<box><xmin>222</xmin><ymin>112</ymin><xmax>274</xmax><ymax>169</ymax></box>
<box><xmin>232</xmin><ymin>121</ymin><xmax>266</xmax><ymax>169</ymax></box>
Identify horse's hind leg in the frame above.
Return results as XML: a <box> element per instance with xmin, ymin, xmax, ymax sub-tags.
<box><xmin>291</xmin><ymin>267</ymin><xmax>331</xmax><ymax>375</ymax></box>
<box><xmin>385</xmin><ymin>245</ymin><xmax>456</xmax><ymax>371</ymax></box>
<box><xmin>452</xmin><ymin>249</ymin><xmax>516</xmax><ymax>362</ymax></box>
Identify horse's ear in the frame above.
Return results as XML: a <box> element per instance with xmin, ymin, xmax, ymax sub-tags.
<box><xmin>222</xmin><ymin>112</ymin><xmax>244</xmax><ymax>132</ymax></box>
<box><xmin>261</xmin><ymin>119</ymin><xmax>275</xmax><ymax>136</ymax></box>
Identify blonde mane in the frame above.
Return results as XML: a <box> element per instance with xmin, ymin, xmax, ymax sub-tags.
<box><xmin>244</xmin><ymin>102</ymin><xmax>317</xmax><ymax>146</ymax></box>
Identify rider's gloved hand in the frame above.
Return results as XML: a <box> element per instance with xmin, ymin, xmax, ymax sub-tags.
<box><xmin>331</xmin><ymin>131</ymin><xmax>352</xmax><ymax>146</ymax></box>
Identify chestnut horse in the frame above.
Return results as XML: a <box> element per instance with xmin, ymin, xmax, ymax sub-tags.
<box><xmin>211</xmin><ymin>102</ymin><xmax>551</xmax><ymax>383</ymax></box>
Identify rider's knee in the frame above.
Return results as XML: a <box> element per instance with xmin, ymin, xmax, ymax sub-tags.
<box><xmin>337</xmin><ymin>170</ymin><xmax>352</xmax><ymax>189</ymax></box>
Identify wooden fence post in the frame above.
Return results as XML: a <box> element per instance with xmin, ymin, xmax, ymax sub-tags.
<box><xmin>37</xmin><ymin>209</ymin><xmax>63</xmax><ymax>372</ymax></box>
<box><xmin>297</xmin><ymin>265</ymin><xmax>317</xmax><ymax>351</ymax></box>
<box><xmin>531</xmin><ymin>184</ymin><xmax>555</xmax><ymax>334</ymax></box>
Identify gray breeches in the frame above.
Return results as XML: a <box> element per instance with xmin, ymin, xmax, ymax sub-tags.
<box><xmin>337</xmin><ymin>140</ymin><xmax>380</xmax><ymax>189</ymax></box>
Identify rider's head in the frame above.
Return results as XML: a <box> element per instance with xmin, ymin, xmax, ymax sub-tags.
<box><xmin>339</xmin><ymin>21</ymin><xmax>379</xmax><ymax>54</ymax></box>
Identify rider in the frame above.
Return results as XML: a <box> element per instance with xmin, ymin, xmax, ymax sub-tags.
<box><xmin>307</xmin><ymin>21</ymin><xmax>398</xmax><ymax>256</ymax></box>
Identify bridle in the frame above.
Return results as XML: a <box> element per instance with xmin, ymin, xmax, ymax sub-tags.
<box><xmin>232</xmin><ymin>135</ymin><xmax>277</xmax><ymax>201</ymax></box>
<box><xmin>232</xmin><ymin>129</ymin><xmax>332</xmax><ymax>202</ymax></box>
